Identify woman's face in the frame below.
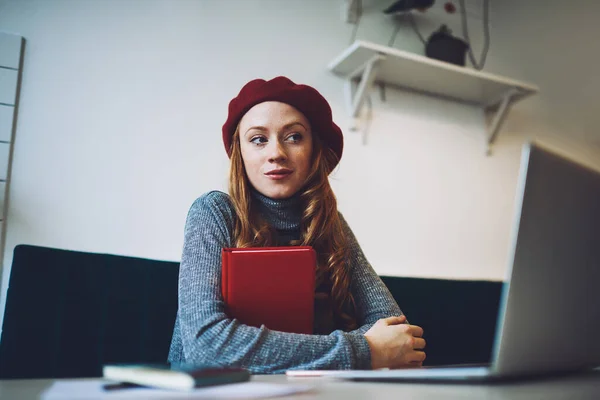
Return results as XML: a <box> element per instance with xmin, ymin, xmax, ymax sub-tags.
<box><xmin>238</xmin><ymin>101</ymin><xmax>313</xmax><ymax>199</ymax></box>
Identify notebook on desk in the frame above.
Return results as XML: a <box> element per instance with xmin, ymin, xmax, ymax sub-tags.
<box><xmin>222</xmin><ymin>246</ymin><xmax>316</xmax><ymax>334</ymax></box>
<box><xmin>294</xmin><ymin>142</ymin><xmax>600</xmax><ymax>382</ymax></box>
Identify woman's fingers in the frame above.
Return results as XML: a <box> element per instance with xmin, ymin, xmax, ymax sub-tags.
<box><xmin>410</xmin><ymin>351</ymin><xmax>427</xmax><ymax>363</ymax></box>
<box><xmin>381</xmin><ymin>315</ymin><xmax>406</xmax><ymax>325</ymax></box>
<box><xmin>394</xmin><ymin>351</ymin><xmax>427</xmax><ymax>368</ymax></box>
<box><xmin>409</xmin><ymin>325</ymin><xmax>424</xmax><ymax>337</ymax></box>
<box><xmin>413</xmin><ymin>337</ymin><xmax>426</xmax><ymax>350</ymax></box>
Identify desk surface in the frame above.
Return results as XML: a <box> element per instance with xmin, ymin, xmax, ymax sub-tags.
<box><xmin>2</xmin><ymin>373</ymin><xmax>600</xmax><ymax>399</ymax></box>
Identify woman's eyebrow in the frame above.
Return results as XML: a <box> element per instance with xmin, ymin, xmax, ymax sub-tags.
<box><xmin>245</xmin><ymin>122</ymin><xmax>307</xmax><ymax>135</ymax></box>
<box><xmin>281</xmin><ymin>122</ymin><xmax>307</xmax><ymax>131</ymax></box>
<box><xmin>245</xmin><ymin>126</ymin><xmax>268</xmax><ymax>135</ymax></box>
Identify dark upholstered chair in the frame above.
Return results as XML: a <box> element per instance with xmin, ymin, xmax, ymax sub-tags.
<box><xmin>0</xmin><ymin>245</ymin><xmax>501</xmax><ymax>378</ymax></box>
<box><xmin>379</xmin><ymin>276</ymin><xmax>502</xmax><ymax>366</ymax></box>
<box><xmin>0</xmin><ymin>245</ymin><xmax>179</xmax><ymax>379</ymax></box>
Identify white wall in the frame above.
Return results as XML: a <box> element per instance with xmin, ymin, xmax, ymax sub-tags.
<box><xmin>0</xmin><ymin>0</ymin><xmax>598</xmax><ymax>328</ymax></box>
<box><xmin>488</xmin><ymin>0</ymin><xmax>600</xmax><ymax>160</ymax></box>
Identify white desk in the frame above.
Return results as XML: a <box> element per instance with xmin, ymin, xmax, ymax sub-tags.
<box><xmin>2</xmin><ymin>373</ymin><xmax>600</xmax><ymax>399</ymax></box>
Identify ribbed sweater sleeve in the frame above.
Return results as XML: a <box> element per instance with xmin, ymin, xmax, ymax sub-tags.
<box><xmin>170</xmin><ymin>191</ymin><xmax>372</xmax><ymax>373</ymax></box>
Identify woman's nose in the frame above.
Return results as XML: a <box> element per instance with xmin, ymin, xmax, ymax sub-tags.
<box><xmin>267</xmin><ymin>140</ymin><xmax>287</xmax><ymax>163</ymax></box>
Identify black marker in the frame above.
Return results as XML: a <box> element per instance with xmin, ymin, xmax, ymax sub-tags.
<box><xmin>102</xmin><ymin>382</ymin><xmax>144</xmax><ymax>391</ymax></box>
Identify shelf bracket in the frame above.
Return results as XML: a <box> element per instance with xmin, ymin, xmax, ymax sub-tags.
<box><xmin>485</xmin><ymin>88</ymin><xmax>521</xmax><ymax>155</ymax></box>
<box><xmin>344</xmin><ymin>54</ymin><xmax>386</xmax><ymax>123</ymax></box>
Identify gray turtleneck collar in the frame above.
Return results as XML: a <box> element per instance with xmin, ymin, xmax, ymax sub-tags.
<box><xmin>251</xmin><ymin>189</ymin><xmax>303</xmax><ymax>243</ymax></box>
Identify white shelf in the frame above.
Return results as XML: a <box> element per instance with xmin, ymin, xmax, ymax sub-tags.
<box><xmin>328</xmin><ymin>40</ymin><xmax>539</xmax><ymax>154</ymax></box>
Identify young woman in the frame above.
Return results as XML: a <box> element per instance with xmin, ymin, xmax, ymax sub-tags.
<box><xmin>168</xmin><ymin>76</ymin><xmax>425</xmax><ymax>373</ymax></box>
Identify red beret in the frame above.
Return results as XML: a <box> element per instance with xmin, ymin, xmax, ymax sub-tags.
<box><xmin>222</xmin><ymin>76</ymin><xmax>343</xmax><ymax>168</ymax></box>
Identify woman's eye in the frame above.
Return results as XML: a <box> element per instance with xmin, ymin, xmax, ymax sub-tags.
<box><xmin>286</xmin><ymin>133</ymin><xmax>303</xmax><ymax>143</ymax></box>
<box><xmin>250</xmin><ymin>136</ymin><xmax>267</xmax><ymax>145</ymax></box>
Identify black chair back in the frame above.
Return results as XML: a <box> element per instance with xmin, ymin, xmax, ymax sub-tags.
<box><xmin>380</xmin><ymin>275</ymin><xmax>502</xmax><ymax>366</ymax></box>
<box><xmin>0</xmin><ymin>245</ymin><xmax>179</xmax><ymax>378</ymax></box>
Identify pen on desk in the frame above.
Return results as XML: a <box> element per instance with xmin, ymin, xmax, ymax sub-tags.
<box><xmin>102</xmin><ymin>382</ymin><xmax>144</xmax><ymax>391</ymax></box>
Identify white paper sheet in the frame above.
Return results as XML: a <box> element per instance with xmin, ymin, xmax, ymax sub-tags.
<box><xmin>41</xmin><ymin>380</ymin><xmax>316</xmax><ymax>399</ymax></box>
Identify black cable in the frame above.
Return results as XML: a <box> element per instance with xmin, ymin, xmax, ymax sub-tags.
<box><xmin>349</xmin><ymin>0</ymin><xmax>363</xmax><ymax>45</ymax></box>
<box><xmin>480</xmin><ymin>0</ymin><xmax>491</xmax><ymax>67</ymax></box>
<box><xmin>459</xmin><ymin>0</ymin><xmax>490</xmax><ymax>70</ymax></box>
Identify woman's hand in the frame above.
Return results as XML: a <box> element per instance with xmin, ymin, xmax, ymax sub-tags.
<box><xmin>363</xmin><ymin>315</ymin><xmax>426</xmax><ymax>369</ymax></box>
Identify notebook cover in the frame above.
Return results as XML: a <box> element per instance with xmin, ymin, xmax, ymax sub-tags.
<box><xmin>221</xmin><ymin>246</ymin><xmax>316</xmax><ymax>334</ymax></box>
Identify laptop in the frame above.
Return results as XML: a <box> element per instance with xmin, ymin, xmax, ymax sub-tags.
<box><xmin>326</xmin><ymin>142</ymin><xmax>600</xmax><ymax>382</ymax></box>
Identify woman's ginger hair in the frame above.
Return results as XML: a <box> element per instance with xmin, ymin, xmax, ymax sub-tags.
<box><xmin>228</xmin><ymin>126</ymin><xmax>357</xmax><ymax>331</ymax></box>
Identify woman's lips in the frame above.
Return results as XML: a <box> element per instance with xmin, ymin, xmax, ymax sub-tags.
<box><xmin>265</xmin><ymin>169</ymin><xmax>293</xmax><ymax>180</ymax></box>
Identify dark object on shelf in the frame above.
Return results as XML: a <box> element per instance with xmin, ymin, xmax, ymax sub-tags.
<box><xmin>384</xmin><ymin>0</ymin><xmax>435</xmax><ymax>14</ymax></box>
<box><xmin>425</xmin><ymin>24</ymin><xmax>468</xmax><ymax>66</ymax></box>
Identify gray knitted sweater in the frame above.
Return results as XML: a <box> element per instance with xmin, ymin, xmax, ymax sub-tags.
<box><xmin>168</xmin><ymin>190</ymin><xmax>403</xmax><ymax>373</ymax></box>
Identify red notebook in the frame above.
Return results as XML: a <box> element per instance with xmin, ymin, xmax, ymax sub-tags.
<box><xmin>221</xmin><ymin>246</ymin><xmax>316</xmax><ymax>334</ymax></box>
